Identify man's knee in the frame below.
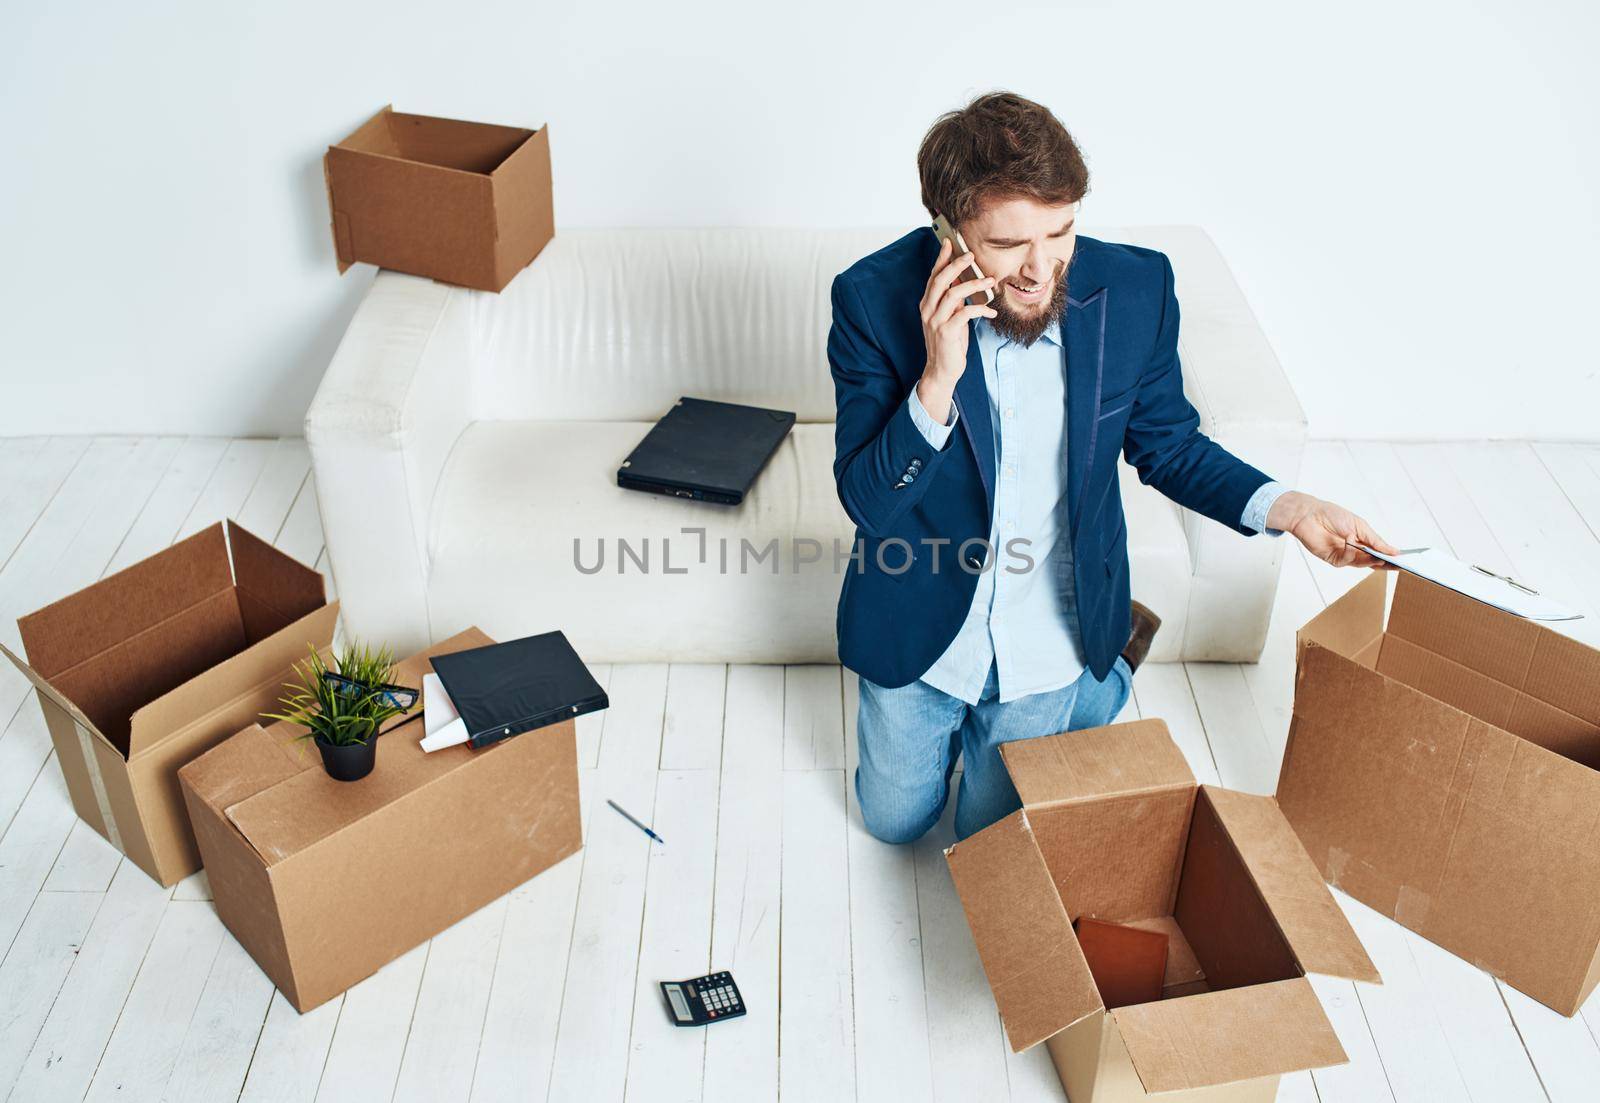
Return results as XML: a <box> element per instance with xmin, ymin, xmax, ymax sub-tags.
<box><xmin>856</xmin><ymin>768</ymin><xmax>942</xmax><ymax>845</ymax></box>
<box><xmin>860</xmin><ymin>802</ymin><xmax>937</xmax><ymax>845</ymax></box>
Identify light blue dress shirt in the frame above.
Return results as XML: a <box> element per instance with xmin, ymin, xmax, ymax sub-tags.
<box><xmin>905</xmin><ymin>317</ymin><xmax>1288</xmax><ymax>705</ymax></box>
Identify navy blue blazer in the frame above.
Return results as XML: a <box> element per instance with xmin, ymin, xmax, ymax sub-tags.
<box><xmin>828</xmin><ymin>228</ymin><xmax>1275</xmax><ymax>687</ymax></box>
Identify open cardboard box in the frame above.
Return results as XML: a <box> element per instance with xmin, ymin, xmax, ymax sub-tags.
<box><xmin>946</xmin><ymin>719</ymin><xmax>1380</xmax><ymax>1103</ymax></box>
<box><xmin>324</xmin><ymin>105</ymin><xmax>554</xmax><ymax>292</ymax></box>
<box><xmin>1278</xmin><ymin>569</ymin><xmax>1600</xmax><ymax>1016</ymax></box>
<box><xmin>179</xmin><ymin>627</ymin><xmax>583</xmax><ymax>1013</ymax></box>
<box><xmin>1</xmin><ymin>521</ymin><xmax>335</xmax><ymax>886</ymax></box>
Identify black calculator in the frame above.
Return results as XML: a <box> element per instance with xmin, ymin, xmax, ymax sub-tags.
<box><xmin>660</xmin><ymin>972</ymin><xmax>746</xmax><ymax>1026</ymax></box>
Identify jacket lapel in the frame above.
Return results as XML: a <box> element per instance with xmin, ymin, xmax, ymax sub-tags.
<box><xmin>1064</xmin><ymin>245</ymin><xmax>1108</xmax><ymax>539</ymax></box>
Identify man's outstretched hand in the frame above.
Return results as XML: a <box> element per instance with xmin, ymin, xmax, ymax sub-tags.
<box><xmin>1266</xmin><ymin>490</ymin><xmax>1401</xmax><ymax>569</ymax></box>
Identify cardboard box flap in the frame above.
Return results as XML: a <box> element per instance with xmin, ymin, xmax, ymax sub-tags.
<box><xmin>225</xmin><ymin>520</ymin><xmax>327</xmax><ymax>640</ymax></box>
<box><xmin>127</xmin><ymin>603</ymin><xmax>339</xmax><ymax>758</ymax></box>
<box><xmin>0</xmin><ymin>641</ymin><xmax>121</xmax><ymax>755</ymax></box>
<box><xmin>488</xmin><ymin>123</ymin><xmax>546</xmax><ymax>177</ymax></box>
<box><xmin>1000</xmin><ymin>718</ymin><xmax>1195</xmax><ymax>809</ymax></box>
<box><xmin>1386</xmin><ymin>570</ymin><xmax>1540</xmax><ymax>686</ymax></box>
<box><xmin>1112</xmin><ymin>977</ymin><xmax>1346</xmax><ymax>1093</ymax></box>
<box><xmin>324</xmin><ymin>157</ymin><xmax>353</xmax><ymax>272</ymax></box>
<box><xmin>1387</xmin><ymin>571</ymin><xmax>1600</xmax><ymax>729</ymax></box>
<box><xmin>330</xmin><ymin>104</ymin><xmax>395</xmax><ymax>157</ymax></box>
<box><xmin>944</xmin><ymin>809</ymin><xmax>1102</xmax><ymax>1050</ymax></box>
<box><xmin>1201</xmin><ymin>787</ymin><xmax>1381</xmax><ymax>983</ymax></box>
<box><xmin>16</xmin><ymin>523</ymin><xmax>232</xmax><ymax>679</ymax></box>
<box><xmin>219</xmin><ymin>628</ymin><xmax>492</xmax><ymax>866</ymax></box>
<box><xmin>179</xmin><ymin>721</ymin><xmax>308</xmax><ymax>822</ymax></box>
<box><xmin>1297</xmin><ymin>569</ymin><xmax>1386</xmax><ymax>664</ymax></box>
<box><xmin>219</xmin><ymin>719</ymin><xmax>446</xmax><ymax>865</ymax></box>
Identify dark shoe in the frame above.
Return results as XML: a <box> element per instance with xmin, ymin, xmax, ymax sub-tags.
<box><xmin>1120</xmin><ymin>601</ymin><xmax>1163</xmax><ymax>674</ymax></box>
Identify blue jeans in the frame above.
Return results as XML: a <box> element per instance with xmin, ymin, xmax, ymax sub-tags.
<box><xmin>855</xmin><ymin>656</ymin><xmax>1134</xmax><ymax>843</ymax></box>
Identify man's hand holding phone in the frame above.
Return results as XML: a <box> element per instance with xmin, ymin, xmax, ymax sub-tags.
<box><xmin>916</xmin><ymin>235</ymin><xmax>997</xmax><ymax>425</ymax></box>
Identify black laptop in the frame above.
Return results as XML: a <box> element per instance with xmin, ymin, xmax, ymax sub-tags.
<box><xmin>618</xmin><ymin>397</ymin><xmax>796</xmax><ymax>505</ymax></box>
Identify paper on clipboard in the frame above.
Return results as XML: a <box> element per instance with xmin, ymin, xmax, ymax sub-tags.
<box><xmin>1353</xmin><ymin>544</ymin><xmax>1584</xmax><ymax>622</ymax></box>
<box><xmin>420</xmin><ymin>672</ymin><xmax>470</xmax><ymax>752</ymax></box>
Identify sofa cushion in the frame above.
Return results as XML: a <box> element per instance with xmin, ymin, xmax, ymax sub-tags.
<box><xmin>428</xmin><ymin>420</ymin><xmax>853</xmax><ymax>663</ymax></box>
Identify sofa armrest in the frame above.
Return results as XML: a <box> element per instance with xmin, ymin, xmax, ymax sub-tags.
<box><xmin>1155</xmin><ymin>227</ymin><xmax>1308</xmax><ymax>660</ymax></box>
<box><xmin>304</xmin><ymin>271</ymin><xmax>476</xmax><ymax>655</ymax></box>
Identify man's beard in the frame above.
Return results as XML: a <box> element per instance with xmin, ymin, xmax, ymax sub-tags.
<box><xmin>988</xmin><ymin>258</ymin><xmax>1070</xmax><ymax>348</ymax></box>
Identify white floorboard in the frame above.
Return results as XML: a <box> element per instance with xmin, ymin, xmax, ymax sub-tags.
<box><xmin>313</xmin><ymin>946</ymin><xmax>427</xmax><ymax>1103</ymax></box>
<box><xmin>1</xmin><ymin>436</ymin><xmax>1598</xmax><ymax>1103</ymax></box>
<box><xmin>624</xmin><ymin>769</ymin><xmax>720</xmax><ymax>1103</ymax></box>
<box><xmin>239</xmin><ymin>992</ymin><xmax>341</xmax><ymax>1103</ymax></box>
<box><xmin>778</xmin><ymin>769</ymin><xmax>856</xmax><ymax>1103</ymax></box>
<box><xmin>703</xmin><ymin>665</ymin><xmax>783</xmax><ymax>1103</ymax></box>
<box><xmin>845</xmin><ymin>672</ymin><xmax>937</xmax><ymax>1103</ymax></box>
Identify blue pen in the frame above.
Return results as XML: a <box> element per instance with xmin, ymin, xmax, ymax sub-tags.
<box><xmin>607</xmin><ymin>799</ymin><xmax>665</xmax><ymax>845</ymax></box>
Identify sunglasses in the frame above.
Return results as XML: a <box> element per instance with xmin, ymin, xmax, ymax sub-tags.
<box><xmin>321</xmin><ymin>671</ymin><xmax>419</xmax><ymax>712</ymax></box>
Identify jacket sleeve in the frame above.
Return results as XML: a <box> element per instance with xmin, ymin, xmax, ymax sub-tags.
<box><xmin>828</xmin><ymin>274</ymin><xmax>959</xmax><ymax>536</ymax></box>
<box><xmin>1121</xmin><ymin>254</ymin><xmax>1276</xmax><ymax>536</ymax></box>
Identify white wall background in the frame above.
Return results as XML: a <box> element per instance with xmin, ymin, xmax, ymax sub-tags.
<box><xmin>2</xmin><ymin>0</ymin><xmax>1596</xmax><ymax>440</ymax></box>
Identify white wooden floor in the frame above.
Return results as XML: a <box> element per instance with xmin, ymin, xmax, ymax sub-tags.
<box><xmin>2</xmin><ymin>437</ymin><xmax>1600</xmax><ymax>1103</ymax></box>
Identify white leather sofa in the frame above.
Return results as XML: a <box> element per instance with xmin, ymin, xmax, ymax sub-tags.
<box><xmin>305</xmin><ymin>227</ymin><xmax>1305</xmax><ymax>666</ymax></box>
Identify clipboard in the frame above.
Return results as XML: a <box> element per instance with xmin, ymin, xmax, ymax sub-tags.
<box><xmin>428</xmin><ymin>631</ymin><xmax>609</xmax><ymax>750</ymax></box>
<box><xmin>1353</xmin><ymin>544</ymin><xmax>1584</xmax><ymax>622</ymax></box>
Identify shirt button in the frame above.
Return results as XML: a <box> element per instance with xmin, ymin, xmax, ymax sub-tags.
<box><xmin>1004</xmin><ymin>408</ymin><xmax>1014</xmax><ymax>419</ymax></box>
<box><xmin>1004</xmin><ymin>465</ymin><xmax>1015</xmax><ymax>476</ymax></box>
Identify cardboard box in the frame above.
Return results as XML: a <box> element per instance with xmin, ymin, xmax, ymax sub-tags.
<box><xmin>1278</xmin><ymin>569</ymin><xmax>1600</xmax><ymax>1016</ymax></box>
<box><xmin>324</xmin><ymin>105</ymin><xmax>554</xmax><ymax>292</ymax></box>
<box><xmin>946</xmin><ymin>719</ymin><xmax>1379</xmax><ymax>1103</ymax></box>
<box><xmin>1</xmin><ymin>521</ymin><xmax>334</xmax><ymax>887</ymax></box>
<box><xmin>178</xmin><ymin>627</ymin><xmax>583</xmax><ymax>1013</ymax></box>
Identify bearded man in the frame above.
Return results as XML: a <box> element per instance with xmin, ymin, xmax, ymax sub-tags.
<box><xmin>828</xmin><ymin>91</ymin><xmax>1396</xmax><ymax>844</ymax></box>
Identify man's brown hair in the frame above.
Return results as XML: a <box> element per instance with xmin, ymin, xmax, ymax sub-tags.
<box><xmin>917</xmin><ymin>92</ymin><xmax>1090</xmax><ymax>226</ymax></box>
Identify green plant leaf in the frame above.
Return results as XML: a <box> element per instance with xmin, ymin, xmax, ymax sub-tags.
<box><xmin>260</xmin><ymin>639</ymin><xmax>412</xmax><ymax>747</ymax></box>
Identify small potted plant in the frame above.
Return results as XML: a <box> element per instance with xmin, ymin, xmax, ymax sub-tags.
<box><xmin>263</xmin><ymin>642</ymin><xmax>414</xmax><ymax>782</ymax></box>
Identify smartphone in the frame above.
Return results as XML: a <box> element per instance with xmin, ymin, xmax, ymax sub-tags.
<box><xmin>931</xmin><ymin>214</ymin><xmax>995</xmax><ymax>305</ymax></box>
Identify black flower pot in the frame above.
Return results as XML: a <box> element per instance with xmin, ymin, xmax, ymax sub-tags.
<box><xmin>315</xmin><ymin>735</ymin><xmax>376</xmax><ymax>782</ymax></box>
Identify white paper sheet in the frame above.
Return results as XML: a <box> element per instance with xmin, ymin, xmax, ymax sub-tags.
<box><xmin>1355</xmin><ymin>544</ymin><xmax>1584</xmax><ymax>621</ymax></box>
<box><xmin>420</xmin><ymin>672</ymin><xmax>470</xmax><ymax>752</ymax></box>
